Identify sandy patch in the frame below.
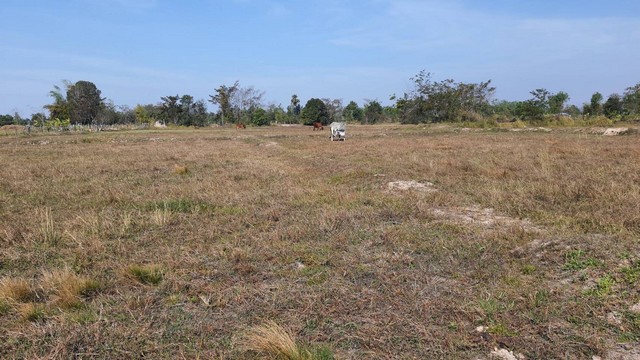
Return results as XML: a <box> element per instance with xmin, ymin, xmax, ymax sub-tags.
<box><xmin>387</xmin><ymin>180</ymin><xmax>437</xmax><ymax>192</ymax></box>
<box><xmin>430</xmin><ymin>206</ymin><xmax>541</xmax><ymax>231</ymax></box>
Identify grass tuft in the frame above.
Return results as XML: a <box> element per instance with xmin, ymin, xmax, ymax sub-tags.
<box><xmin>18</xmin><ymin>303</ymin><xmax>46</xmax><ymax>322</ymax></box>
<box><xmin>0</xmin><ymin>277</ymin><xmax>36</xmax><ymax>303</ymax></box>
<box><xmin>41</xmin><ymin>268</ymin><xmax>100</xmax><ymax>309</ymax></box>
<box><xmin>39</xmin><ymin>207</ymin><xmax>62</xmax><ymax>244</ymax></box>
<box><xmin>173</xmin><ymin>165</ymin><xmax>189</xmax><ymax>175</ymax></box>
<box><xmin>127</xmin><ymin>264</ymin><xmax>164</xmax><ymax>285</ymax></box>
<box><xmin>239</xmin><ymin>320</ymin><xmax>332</xmax><ymax>360</ymax></box>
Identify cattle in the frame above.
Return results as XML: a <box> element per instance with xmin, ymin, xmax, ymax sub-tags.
<box><xmin>236</xmin><ymin>123</ymin><xmax>246</xmax><ymax>129</ymax></box>
<box><xmin>312</xmin><ymin>122</ymin><xmax>324</xmax><ymax>131</ymax></box>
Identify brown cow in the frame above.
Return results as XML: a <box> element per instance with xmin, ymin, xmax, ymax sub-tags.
<box><xmin>236</xmin><ymin>123</ymin><xmax>246</xmax><ymax>129</ymax></box>
<box><xmin>312</xmin><ymin>122</ymin><xmax>324</xmax><ymax>131</ymax></box>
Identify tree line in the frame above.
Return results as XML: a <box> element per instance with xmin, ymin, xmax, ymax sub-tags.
<box><xmin>2</xmin><ymin>72</ymin><xmax>640</xmax><ymax>128</ymax></box>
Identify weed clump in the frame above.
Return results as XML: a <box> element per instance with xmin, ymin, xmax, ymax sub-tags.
<box><xmin>127</xmin><ymin>265</ymin><xmax>164</xmax><ymax>285</ymax></box>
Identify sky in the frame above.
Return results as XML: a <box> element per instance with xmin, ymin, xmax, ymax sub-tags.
<box><xmin>2</xmin><ymin>0</ymin><xmax>640</xmax><ymax>116</ymax></box>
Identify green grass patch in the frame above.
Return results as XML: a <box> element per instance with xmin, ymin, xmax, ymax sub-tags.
<box><xmin>563</xmin><ymin>249</ymin><xmax>599</xmax><ymax>271</ymax></box>
<box><xmin>620</xmin><ymin>260</ymin><xmax>640</xmax><ymax>284</ymax></box>
<box><xmin>585</xmin><ymin>275</ymin><xmax>615</xmax><ymax>297</ymax></box>
<box><xmin>0</xmin><ymin>298</ymin><xmax>10</xmax><ymax>315</ymax></box>
<box><xmin>20</xmin><ymin>303</ymin><xmax>46</xmax><ymax>322</ymax></box>
<box><xmin>127</xmin><ymin>265</ymin><xmax>164</xmax><ymax>285</ymax></box>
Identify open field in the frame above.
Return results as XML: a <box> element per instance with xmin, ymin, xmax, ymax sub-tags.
<box><xmin>1</xmin><ymin>124</ymin><xmax>639</xmax><ymax>359</ymax></box>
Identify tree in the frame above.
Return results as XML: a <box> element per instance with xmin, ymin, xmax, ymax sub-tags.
<box><xmin>548</xmin><ymin>91</ymin><xmax>570</xmax><ymax>114</ymax></box>
<box><xmin>603</xmin><ymin>94</ymin><xmax>624</xmax><ymax>118</ymax></box>
<box><xmin>0</xmin><ymin>114</ymin><xmax>13</xmax><ymax>126</ymax></box>
<box><xmin>514</xmin><ymin>89</ymin><xmax>549</xmax><ymax>121</ymax></box>
<box><xmin>188</xmin><ymin>99</ymin><xmax>209</xmax><ymax>126</ymax></box>
<box><xmin>589</xmin><ymin>92</ymin><xmax>603</xmax><ymax>116</ymax></box>
<box><xmin>44</xmin><ymin>81</ymin><xmax>72</xmax><ymax>121</ymax></box>
<box><xmin>209</xmin><ymin>81</ymin><xmax>239</xmax><ymax>124</ymax></box>
<box><xmin>343</xmin><ymin>101</ymin><xmax>363</xmax><ymax>123</ymax></box>
<box><xmin>363</xmin><ymin>100</ymin><xmax>384</xmax><ymax>124</ymax></box>
<box><xmin>232</xmin><ymin>85</ymin><xmax>264</xmax><ymax>124</ymax></box>
<box><xmin>398</xmin><ymin>70</ymin><xmax>495</xmax><ymax>123</ymax></box>
<box><xmin>134</xmin><ymin>104</ymin><xmax>157</xmax><ymax>125</ymax></box>
<box><xmin>565</xmin><ymin>105</ymin><xmax>581</xmax><ymax>117</ymax></box>
<box><xmin>97</xmin><ymin>99</ymin><xmax>120</xmax><ymax>125</ymax></box>
<box><xmin>301</xmin><ymin>98</ymin><xmax>329</xmax><ymax>125</ymax></box>
<box><xmin>623</xmin><ymin>83</ymin><xmax>640</xmax><ymax>115</ymax></box>
<box><xmin>30</xmin><ymin>113</ymin><xmax>47</xmax><ymax>127</ymax></box>
<box><xmin>321</xmin><ymin>98</ymin><xmax>343</xmax><ymax>122</ymax></box>
<box><xmin>288</xmin><ymin>94</ymin><xmax>301</xmax><ymax>120</ymax></box>
<box><xmin>160</xmin><ymin>95</ymin><xmax>180</xmax><ymax>125</ymax></box>
<box><xmin>251</xmin><ymin>108</ymin><xmax>270</xmax><ymax>126</ymax></box>
<box><xmin>66</xmin><ymin>80</ymin><xmax>103</xmax><ymax>124</ymax></box>
<box><xmin>491</xmin><ymin>100</ymin><xmax>518</xmax><ymax>120</ymax></box>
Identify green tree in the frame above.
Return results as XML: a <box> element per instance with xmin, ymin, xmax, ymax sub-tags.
<box><xmin>30</xmin><ymin>113</ymin><xmax>47</xmax><ymax>127</ymax></box>
<box><xmin>491</xmin><ymin>100</ymin><xmax>518</xmax><ymax>120</ymax></box>
<box><xmin>301</xmin><ymin>98</ymin><xmax>329</xmax><ymax>125</ymax></box>
<box><xmin>565</xmin><ymin>104</ymin><xmax>581</xmax><ymax>117</ymax></box>
<box><xmin>363</xmin><ymin>100</ymin><xmax>384</xmax><ymax>124</ymax></box>
<box><xmin>209</xmin><ymin>81</ymin><xmax>239</xmax><ymax>124</ymax></box>
<box><xmin>0</xmin><ymin>114</ymin><xmax>13</xmax><ymax>126</ymax></box>
<box><xmin>515</xmin><ymin>89</ymin><xmax>549</xmax><ymax>121</ymax></box>
<box><xmin>343</xmin><ymin>101</ymin><xmax>363</xmax><ymax>123</ymax></box>
<box><xmin>623</xmin><ymin>83</ymin><xmax>640</xmax><ymax>115</ymax></box>
<box><xmin>401</xmin><ymin>70</ymin><xmax>495</xmax><ymax>123</ymax></box>
<box><xmin>97</xmin><ymin>99</ymin><xmax>120</xmax><ymax>125</ymax></box>
<box><xmin>589</xmin><ymin>92</ymin><xmax>603</xmax><ymax>116</ymax></box>
<box><xmin>287</xmin><ymin>94</ymin><xmax>301</xmax><ymax>121</ymax></box>
<box><xmin>267</xmin><ymin>104</ymin><xmax>288</xmax><ymax>124</ymax></box>
<box><xmin>66</xmin><ymin>80</ymin><xmax>103</xmax><ymax>124</ymax></box>
<box><xmin>160</xmin><ymin>95</ymin><xmax>180</xmax><ymax>125</ymax></box>
<box><xmin>603</xmin><ymin>94</ymin><xmax>624</xmax><ymax>118</ymax></box>
<box><xmin>548</xmin><ymin>91</ymin><xmax>570</xmax><ymax>114</ymax></box>
<box><xmin>44</xmin><ymin>81</ymin><xmax>72</xmax><ymax>121</ymax></box>
<box><xmin>251</xmin><ymin>108</ymin><xmax>270</xmax><ymax>126</ymax></box>
<box><xmin>134</xmin><ymin>104</ymin><xmax>152</xmax><ymax>124</ymax></box>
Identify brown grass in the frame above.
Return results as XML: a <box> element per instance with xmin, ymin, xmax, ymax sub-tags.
<box><xmin>41</xmin><ymin>267</ymin><xmax>100</xmax><ymax>309</ymax></box>
<box><xmin>0</xmin><ymin>124</ymin><xmax>639</xmax><ymax>358</ymax></box>
<box><xmin>239</xmin><ymin>321</ymin><xmax>305</xmax><ymax>359</ymax></box>
<box><xmin>0</xmin><ymin>278</ymin><xmax>36</xmax><ymax>303</ymax></box>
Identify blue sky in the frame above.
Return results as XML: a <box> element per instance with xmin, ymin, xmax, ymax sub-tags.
<box><xmin>2</xmin><ymin>0</ymin><xmax>640</xmax><ymax>116</ymax></box>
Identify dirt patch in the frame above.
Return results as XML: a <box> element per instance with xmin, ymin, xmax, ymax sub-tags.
<box><xmin>509</xmin><ymin>127</ymin><xmax>551</xmax><ymax>133</ymax></box>
<box><xmin>489</xmin><ymin>348</ymin><xmax>525</xmax><ymax>360</ymax></box>
<box><xmin>430</xmin><ymin>206</ymin><xmax>542</xmax><ymax>232</ymax></box>
<box><xmin>387</xmin><ymin>180</ymin><xmax>437</xmax><ymax>192</ymax></box>
<box><xmin>258</xmin><ymin>141</ymin><xmax>280</xmax><ymax>148</ymax></box>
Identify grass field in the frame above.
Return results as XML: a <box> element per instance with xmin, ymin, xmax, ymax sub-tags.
<box><xmin>1</xmin><ymin>124</ymin><xmax>639</xmax><ymax>359</ymax></box>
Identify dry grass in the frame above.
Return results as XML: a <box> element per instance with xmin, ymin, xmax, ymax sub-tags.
<box><xmin>0</xmin><ymin>278</ymin><xmax>35</xmax><ymax>303</ymax></box>
<box><xmin>239</xmin><ymin>321</ymin><xmax>306</xmax><ymax>359</ymax></box>
<box><xmin>41</xmin><ymin>267</ymin><xmax>100</xmax><ymax>309</ymax></box>
<box><xmin>0</xmin><ymin>124</ymin><xmax>639</xmax><ymax>358</ymax></box>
